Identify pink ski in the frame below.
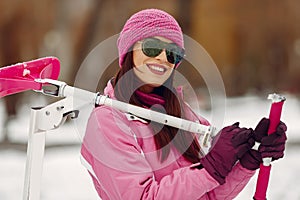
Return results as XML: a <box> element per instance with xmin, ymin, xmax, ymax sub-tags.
<box><xmin>0</xmin><ymin>57</ymin><xmax>60</xmax><ymax>97</ymax></box>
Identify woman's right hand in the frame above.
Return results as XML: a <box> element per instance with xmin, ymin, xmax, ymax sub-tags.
<box><xmin>200</xmin><ymin>123</ymin><xmax>254</xmax><ymax>185</ymax></box>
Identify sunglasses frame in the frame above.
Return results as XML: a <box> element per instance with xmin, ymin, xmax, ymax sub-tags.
<box><xmin>139</xmin><ymin>38</ymin><xmax>185</xmax><ymax>65</ymax></box>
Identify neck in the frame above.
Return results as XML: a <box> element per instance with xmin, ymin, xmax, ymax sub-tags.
<box><xmin>138</xmin><ymin>84</ymin><xmax>155</xmax><ymax>93</ymax></box>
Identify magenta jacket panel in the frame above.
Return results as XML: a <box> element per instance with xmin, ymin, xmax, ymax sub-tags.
<box><xmin>80</xmin><ymin>81</ymin><xmax>255</xmax><ymax>200</ymax></box>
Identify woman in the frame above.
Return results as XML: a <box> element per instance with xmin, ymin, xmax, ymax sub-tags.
<box><xmin>81</xmin><ymin>8</ymin><xmax>287</xmax><ymax>199</ymax></box>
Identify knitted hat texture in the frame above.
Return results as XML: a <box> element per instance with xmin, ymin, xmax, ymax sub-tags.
<box><xmin>117</xmin><ymin>9</ymin><xmax>184</xmax><ymax>67</ymax></box>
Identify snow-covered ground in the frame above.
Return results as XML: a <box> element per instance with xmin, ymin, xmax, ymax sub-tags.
<box><xmin>0</xmin><ymin>93</ymin><xmax>299</xmax><ymax>199</ymax></box>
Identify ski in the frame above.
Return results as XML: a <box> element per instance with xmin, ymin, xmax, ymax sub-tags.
<box><xmin>0</xmin><ymin>57</ymin><xmax>60</xmax><ymax>97</ymax></box>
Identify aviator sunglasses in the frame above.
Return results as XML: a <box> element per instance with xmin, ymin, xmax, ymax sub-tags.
<box><xmin>139</xmin><ymin>38</ymin><xmax>185</xmax><ymax>65</ymax></box>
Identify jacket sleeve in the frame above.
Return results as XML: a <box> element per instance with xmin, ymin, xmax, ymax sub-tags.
<box><xmin>206</xmin><ymin>163</ymin><xmax>255</xmax><ymax>199</ymax></box>
<box><xmin>183</xmin><ymin>102</ymin><xmax>256</xmax><ymax>199</ymax></box>
<box><xmin>81</xmin><ymin>106</ymin><xmax>221</xmax><ymax>200</ymax></box>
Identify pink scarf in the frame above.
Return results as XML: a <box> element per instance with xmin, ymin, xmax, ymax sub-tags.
<box><xmin>135</xmin><ymin>90</ymin><xmax>165</xmax><ymax>107</ymax></box>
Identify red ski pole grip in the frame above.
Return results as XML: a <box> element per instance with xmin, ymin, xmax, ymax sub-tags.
<box><xmin>254</xmin><ymin>164</ymin><xmax>271</xmax><ymax>200</ymax></box>
<box><xmin>267</xmin><ymin>101</ymin><xmax>284</xmax><ymax>135</ymax></box>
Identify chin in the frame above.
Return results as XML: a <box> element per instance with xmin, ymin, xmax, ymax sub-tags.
<box><xmin>148</xmin><ymin>82</ymin><xmax>163</xmax><ymax>87</ymax></box>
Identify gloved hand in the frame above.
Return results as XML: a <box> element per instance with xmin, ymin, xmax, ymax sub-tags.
<box><xmin>200</xmin><ymin>123</ymin><xmax>254</xmax><ymax>185</ymax></box>
<box><xmin>239</xmin><ymin>118</ymin><xmax>287</xmax><ymax>170</ymax></box>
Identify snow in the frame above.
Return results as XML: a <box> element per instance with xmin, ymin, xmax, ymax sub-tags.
<box><xmin>0</xmin><ymin>93</ymin><xmax>299</xmax><ymax>199</ymax></box>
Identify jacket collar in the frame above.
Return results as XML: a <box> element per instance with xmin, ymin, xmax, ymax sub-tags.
<box><xmin>103</xmin><ymin>79</ymin><xmax>115</xmax><ymax>99</ymax></box>
<box><xmin>103</xmin><ymin>79</ymin><xmax>184</xmax><ymax>100</ymax></box>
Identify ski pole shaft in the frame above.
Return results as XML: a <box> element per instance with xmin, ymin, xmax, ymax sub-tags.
<box><xmin>43</xmin><ymin>81</ymin><xmax>217</xmax><ymax>146</ymax></box>
<box><xmin>96</xmin><ymin>94</ymin><xmax>215</xmax><ymax>136</ymax></box>
<box><xmin>253</xmin><ymin>93</ymin><xmax>285</xmax><ymax>200</ymax></box>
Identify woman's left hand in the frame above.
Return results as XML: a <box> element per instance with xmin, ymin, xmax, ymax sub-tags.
<box><xmin>258</xmin><ymin>118</ymin><xmax>287</xmax><ymax>160</ymax></box>
<box><xmin>239</xmin><ymin>118</ymin><xmax>287</xmax><ymax>170</ymax></box>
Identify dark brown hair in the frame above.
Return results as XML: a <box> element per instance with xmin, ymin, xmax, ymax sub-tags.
<box><xmin>112</xmin><ymin>51</ymin><xmax>202</xmax><ymax>163</ymax></box>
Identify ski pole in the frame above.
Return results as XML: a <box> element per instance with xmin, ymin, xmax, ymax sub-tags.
<box><xmin>253</xmin><ymin>93</ymin><xmax>286</xmax><ymax>200</ymax></box>
<box><xmin>35</xmin><ymin>78</ymin><xmax>218</xmax><ymax>147</ymax></box>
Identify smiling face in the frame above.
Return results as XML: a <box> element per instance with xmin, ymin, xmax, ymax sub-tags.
<box><xmin>132</xmin><ymin>36</ymin><xmax>176</xmax><ymax>93</ymax></box>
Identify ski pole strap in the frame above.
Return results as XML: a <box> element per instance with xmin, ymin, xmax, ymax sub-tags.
<box><xmin>253</xmin><ymin>93</ymin><xmax>286</xmax><ymax>200</ymax></box>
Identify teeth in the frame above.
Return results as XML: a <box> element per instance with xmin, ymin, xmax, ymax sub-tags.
<box><xmin>149</xmin><ymin>65</ymin><xmax>164</xmax><ymax>72</ymax></box>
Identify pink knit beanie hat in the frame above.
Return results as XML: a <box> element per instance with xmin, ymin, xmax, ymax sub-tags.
<box><xmin>117</xmin><ymin>8</ymin><xmax>184</xmax><ymax>67</ymax></box>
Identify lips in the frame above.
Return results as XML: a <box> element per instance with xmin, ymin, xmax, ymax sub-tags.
<box><xmin>146</xmin><ymin>64</ymin><xmax>166</xmax><ymax>75</ymax></box>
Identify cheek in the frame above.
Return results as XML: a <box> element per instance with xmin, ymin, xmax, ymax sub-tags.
<box><xmin>133</xmin><ymin>50</ymin><xmax>147</xmax><ymax>66</ymax></box>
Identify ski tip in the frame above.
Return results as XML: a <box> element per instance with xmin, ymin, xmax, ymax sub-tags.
<box><xmin>0</xmin><ymin>56</ymin><xmax>61</xmax><ymax>97</ymax></box>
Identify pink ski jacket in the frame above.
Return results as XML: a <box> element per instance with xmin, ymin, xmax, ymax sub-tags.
<box><xmin>81</xmin><ymin>81</ymin><xmax>255</xmax><ymax>200</ymax></box>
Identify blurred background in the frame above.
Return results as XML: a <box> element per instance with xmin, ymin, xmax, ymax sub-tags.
<box><xmin>0</xmin><ymin>0</ymin><xmax>300</xmax><ymax>199</ymax></box>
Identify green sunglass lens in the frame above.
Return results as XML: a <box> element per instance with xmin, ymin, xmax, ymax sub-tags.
<box><xmin>166</xmin><ymin>45</ymin><xmax>184</xmax><ymax>64</ymax></box>
<box><xmin>142</xmin><ymin>39</ymin><xmax>162</xmax><ymax>57</ymax></box>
